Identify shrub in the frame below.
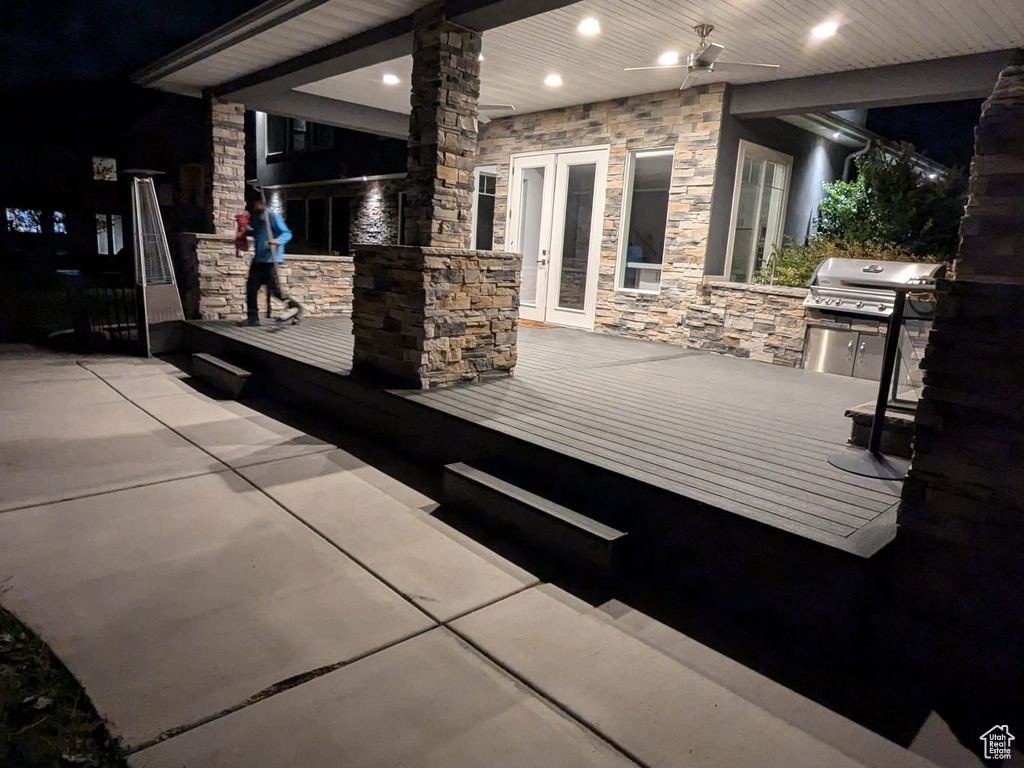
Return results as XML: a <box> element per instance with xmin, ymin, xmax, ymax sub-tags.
<box><xmin>756</xmin><ymin>238</ymin><xmax>935</xmax><ymax>288</ymax></box>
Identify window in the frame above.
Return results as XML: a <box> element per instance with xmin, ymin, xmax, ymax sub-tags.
<box><xmin>290</xmin><ymin>119</ymin><xmax>308</xmax><ymax>153</ymax></box>
<box><xmin>472</xmin><ymin>167</ymin><xmax>497</xmax><ymax>250</ymax></box>
<box><xmin>724</xmin><ymin>141</ymin><xmax>792</xmax><ymax>283</ymax></box>
<box><xmin>616</xmin><ymin>149</ymin><xmax>674</xmax><ymax>292</ymax></box>
<box><xmin>285</xmin><ymin>199</ymin><xmax>307</xmax><ymax>242</ymax></box>
<box><xmin>53</xmin><ymin>211</ymin><xmax>67</xmax><ymax>234</ymax></box>
<box><xmin>397</xmin><ymin>192</ymin><xmax>408</xmax><ymax>245</ymax></box>
<box><xmin>6</xmin><ymin>208</ymin><xmax>43</xmax><ymax>233</ymax></box>
<box><xmin>96</xmin><ymin>214</ymin><xmax>124</xmax><ymax>255</ymax></box>
<box><xmin>307</xmin><ymin>198</ymin><xmax>328</xmax><ymax>253</ymax></box>
<box><xmin>266</xmin><ymin>115</ymin><xmax>287</xmax><ymax>156</ymax></box>
<box><xmin>330</xmin><ymin>197</ymin><xmax>350</xmax><ymax>255</ymax></box>
<box><xmin>312</xmin><ymin>123</ymin><xmax>335</xmax><ymax>152</ymax></box>
<box><xmin>93</xmin><ymin>157</ymin><xmax>117</xmax><ymax>181</ymax></box>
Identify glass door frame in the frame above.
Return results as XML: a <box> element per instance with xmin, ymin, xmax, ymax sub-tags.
<box><xmin>721</xmin><ymin>140</ymin><xmax>793</xmax><ymax>284</ymax></box>
<box><xmin>506</xmin><ymin>145</ymin><xmax>609</xmax><ymax>329</ymax></box>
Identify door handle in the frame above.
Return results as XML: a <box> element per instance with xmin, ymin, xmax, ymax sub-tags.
<box><xmin>858</xmin><ymin>341</ymin><xmax>866</xmax><ymax>363</ymax></box>
<box><xmin>537</xmin><ymin>259</ymin><xmax>548</xmax><ymax>266</ymax></box>
<box><xmin>846</xmin><ymin>340</ymin><xmax>854</xmax><ymax>360</ymax></box>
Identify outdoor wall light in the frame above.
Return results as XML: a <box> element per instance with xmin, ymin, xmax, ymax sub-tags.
<box><xmin>578</xmin><ymin>17</ymin><xmax>601</xmax><ymax>35</ymax></box>
<box><xmin>544</xmin><ymin>74</ymin><xmax>563</xmax><ymax>86</ymax></box>
<box><xmin>382</xmin><ymin>73</ymin><xmax>400</xmax><ymax>85</ymax></box>
<box><xmin>811</xmin><ymin>21</ymin><xmax>839</xmax><ymax>39</ymax></box>
<box><xmin>658</xmin><ymin>51</ymin><xmax>680</xmax><ymax>66</ymax></box>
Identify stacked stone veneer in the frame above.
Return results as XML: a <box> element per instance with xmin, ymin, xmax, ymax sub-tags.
<box><xmin>404</xmin><ymin>3</ymin><xmax>481</xmax><ymax>248</ymax></box>
<box><xmin>895</xmin><ymin>62</ymin><xmax>1024</xmax><ymax>685</ymax></box>
<box><xmin>686</xmin><ymin>283</ymin><xmax>809</xmax><ymax>366</ymax></box>
<box><xmin>477</xmin><ymin>85</ymin><xmax>726</xmax><ymax>345</ymax></box>
<box><xmin>205</xmin><ymin>98</ymin><xmax>246</xmax><ymax>237</ymax></box>
<box><xmin>351</xmin><ymin>246</ymin><xmax>520</xmax><ymax>388</ymax></box>
<box><xmin>179</xmin><ymin>234</ymin><xmax>354</xmax><ymax>319</ymax></box>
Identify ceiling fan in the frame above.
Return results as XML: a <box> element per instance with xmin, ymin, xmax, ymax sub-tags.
<box><xmin>478</xmin><ymin>104</ymin><xmax>516</xmax><ymax>123</ymax></box>
<box><xmin>625</xmin><ymin>24</ymin><xmax>780</xmax><ymax>90</ymax></box>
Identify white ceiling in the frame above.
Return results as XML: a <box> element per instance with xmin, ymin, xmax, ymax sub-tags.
<box><xmin>156</xmin><ymin>0</ymin><xmax>426</xmax><ymax>95</ymax></box>
<box><xmin>297</xmin><ymin>0</ymin><xmax>1023</xmax><ymax>116</ymax></box>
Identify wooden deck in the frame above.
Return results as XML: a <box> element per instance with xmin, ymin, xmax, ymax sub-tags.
<box><xmin>191</xmin><ymin>317</ymin><xmax>902</xmax><ymax>557</ymax></box>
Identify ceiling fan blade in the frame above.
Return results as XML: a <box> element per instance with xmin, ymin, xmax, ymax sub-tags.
<box><xmin>678</xmin><ymin>72</ymin><xmax>692</xmax><ymax>91</ymax></box>
<box><xmin>478</xmin><ymin>113</ymin><xmax>491</xmax><ymax>124</ymax></box>
<box><xmin>713</xmin><ymin>61</ymin><xmax>781</xmax><ymax>72</ymax></box>
<box><xmin>624</xmin><ymin>64</ymin><xmax>688</xmax><ymax>71</ymax></box>
<box><xmin>479</xmin><ymin>103</ymin><xmax>516</xmax><ymax>111</ymax></box>
<box><xmin>694</xmin><ymin>42</ymin><xmax>725</xmax><ymax>66</ymax></box>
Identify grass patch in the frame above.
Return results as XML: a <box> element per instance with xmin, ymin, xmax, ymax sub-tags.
<box><xmin>0</xmin><ymin>606</ymin><xmax>126</xmax><ymax>767</ymax></box>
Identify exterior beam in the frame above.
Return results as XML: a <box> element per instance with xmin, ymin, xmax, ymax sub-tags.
<box><xmin>729</xmin><ymin>51</ymin><xmax>1017</xmax><ymax>118</ymax></box>
<box><xmin>245</xmin><ymin>91</ymin><xmax>408</xmax><ymax>138</ymax></box>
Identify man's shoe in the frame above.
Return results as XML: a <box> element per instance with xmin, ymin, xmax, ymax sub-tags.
<box><xmin>242</xmin><ymin>317</ymin><xmax>261</xmax><ymax>327</ymax></box>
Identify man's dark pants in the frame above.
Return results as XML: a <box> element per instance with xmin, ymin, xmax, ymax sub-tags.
<box><xmin>246</xmin><ymin>261</ymin><xmax>288</xmax><ymax>321</ymax></box>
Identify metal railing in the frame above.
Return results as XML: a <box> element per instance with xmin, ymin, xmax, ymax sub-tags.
<box><xmin>62</xmin><ymin>271</ymin><xmax>140</xmax><ymax>353</ymax></box>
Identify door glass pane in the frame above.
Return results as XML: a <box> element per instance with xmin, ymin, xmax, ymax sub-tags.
<box><xmin>755</xmin><ymin>161</ymin><xmax>787</xmax><ymax>276</ymax></box>
<box><xmin>475</xmin><ymin>172</ymin><xmax>496</xmax><ymax>250</ymax></box>
<box><xmin>729</xmin><ymin>157</ymin><xmax>763</xmax><ymax>282</ymax></box>
<box><xmin>557</xmin><ymin>163</ymin><xmax>596</xmax><ymax>310</ymax></box>
<box><xmin>518</xmin><ymin>167</ymin><xmax>546</xmax><ymax>305</ymax></box>
<box><xmin>330</xmin><ymin>197</ymin><xmax>350</xmax><ymax>254</ymax></box>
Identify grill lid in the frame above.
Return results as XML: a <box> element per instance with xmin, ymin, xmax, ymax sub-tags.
<box><xmin>809</xmin><ymin>258</ymin><xmax>943</xmax><ymax>290</ymax></box>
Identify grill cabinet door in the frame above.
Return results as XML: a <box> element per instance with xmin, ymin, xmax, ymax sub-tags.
<box><xmin>802</xmin><ymin>327</ymin><xmax>858</xmax><ymax>376</ymax></box>
<box><xmin>852</xmin><ymin>333</ymin><xmax>886</xmax><ymax>381</ymax></box>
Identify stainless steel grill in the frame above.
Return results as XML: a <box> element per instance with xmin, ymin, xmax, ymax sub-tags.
<box><xmin>803</xmin><ymin>258</ymin><xmax>944</xmax><ymax>318</ymax></box>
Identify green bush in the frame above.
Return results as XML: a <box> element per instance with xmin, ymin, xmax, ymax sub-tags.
<box><xmin>756</xmin><ymin>143</ymin><xmax>963</xmax><ymax>287</ymax></box>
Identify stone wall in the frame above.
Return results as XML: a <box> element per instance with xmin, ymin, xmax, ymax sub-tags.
<box><xmin>405</xmin><ymin>4</ymin><xmax>481</xmax><ymax>248</ymax></box>
<box><xmin>686</xmin><ymin>283</ymin><xmax>809</xmax><ymax>366</ymax></box>
<box><xmin>351</xmin><ymin>245</ymin><xmax>520</xmax><ymax>388</ymax></box>
<box><xmin>895</xmin><ymin>63</ymin><xmax>1024</xmax><ymax>685</ymax></box>
<box><xmin>179</xmin><ymin>234</ymin><xmax>354</xmax><ymax>320</ymax></box>
<box><xmin>266</xmin><ymin>177</ymin><xmax>406</xmax><ymax>251</ymax></box>
<box><xmin>205</xmin><ymin>98</ymin><xmax>246</xmax><ymax>237</ymax></box>
<box><xmin>477</xmin><ymin>84</ymin><xmax>726</xmax><ymax>346</ymax></box>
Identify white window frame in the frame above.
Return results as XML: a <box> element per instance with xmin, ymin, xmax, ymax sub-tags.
<box><xmin>615</xmin><ymin>148</ymin><xmax>675</xmax><ymax>295</ymax></box>
<box><xmin>721</xmin><ymin>140</ymin><xmax>793</xmax><ymax>284</ymax></box>
<box><xmin>471</xmin><ymin>165</ymin><xmax>498</xmax><ymax>250</ymax></box>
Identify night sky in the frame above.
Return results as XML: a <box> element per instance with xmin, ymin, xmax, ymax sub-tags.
<box><xmin>1</xmin><ymin>0</ymin><xmax>262</xmax><ymax>89</ymax></box>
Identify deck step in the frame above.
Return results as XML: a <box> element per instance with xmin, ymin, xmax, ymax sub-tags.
<box><xmin>192</xmin><ymin>352</ymin><xmax>252</xmax><ymax>398</ymax></box>
<box><xmin>443</xmin><ymin>462</ymin><xmax>627</xmax><ymax>579</ymax></box>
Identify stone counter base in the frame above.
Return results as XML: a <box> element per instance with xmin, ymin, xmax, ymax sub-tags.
<box><xmin>352</xmin><ymin>245</ymin><xmax>521</xmax><ymax>389</ymax></box>
<box><xmin>180</xmin><ymin>234</ymin><xmax>354</xmax><ymax>320</ymax></box>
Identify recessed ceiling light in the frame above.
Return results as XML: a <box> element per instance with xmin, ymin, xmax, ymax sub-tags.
<box><xmin>382</xmin><ymin>73</ymin><xmax>400</xmax><ymax>85</ymax></box>
<box><xmin>929</xmin><ymin>173</ymin><xmax>938</xmax><ymax>180</ymax></box>
<box><xmin>832</xmin><ymin>132</ymin><xmax>841</xmax><ymax>139</ymax></box>
<box><xmin>578</xmin><ymin>17</ymin><xmax>600</xmax><ymax>35</ymax></box>
<box><xmin>811</xmin><ymin>21</ymin><xmax>839</xmax><ymax>39</ymax></box>
<box><xmin>478</xmin><ymin>52</ymin><xmax>484</xmax><ymax>61</ymax></box>
<box><xmin>658</xmin><ymin>51</ymin><xmax>680</xmax><ymax>66</ymax></box>
<box><xmin>544</xmin><ymin>74</ymin><xmax>563</xmax><ymax>87</ymax></box>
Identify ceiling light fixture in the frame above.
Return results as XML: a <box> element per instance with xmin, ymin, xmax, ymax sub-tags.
<box><xmin>544</xmin><ymin>74</ymin><xmax>563</xmax><ymax>87</ymax></box>
<box><xmin>658</xmin><ymin>51</ymin><xmax>680</xmax><ymax>66</ymax></box>
<box><xmin>811</xmin><ymin>21</ymin><xmax>839</xmax><ymax>39</ymax></box>
<box><xmin>578</xmin><ymin>17</ymin><xmax>600</xmax><ymax>35</ymax></box>
<box><xmin>382</xmin><ymin>73</ymin><xmax>400</xmax><ymax>85</ymax></box>
<box><xmin>929</xmin><ymin>173</ymin><xmax>938</xmax><ymax>180</ymax></box>
<box><xmin>478</xmin><ymin>52</ymin><xmax>484</xmax><ymax>62</ymax></box>
<box><xmin>832</xmin><ymin>132</ymin><xmax>841</xmax><ymax>139</ymax></box>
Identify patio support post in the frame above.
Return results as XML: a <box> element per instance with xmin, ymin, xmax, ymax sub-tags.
<box><xmin>204</xmin><ymin>95</ymin><xmax>246</xmax><ymax>237</ymax></box>
<box><xmin>404</xmin><ymin>1</ymin><xmax>482</xmax><ymax>247</ymax></box>
<box><xmin>895</xmin><ymin>56</ymin><xmax>1024</xmax><ymax>691</ymax></box>
<box><xmin>351</xmin><ymin>1</ymin><xmax>520</xmax><ymax>388</ymax></box>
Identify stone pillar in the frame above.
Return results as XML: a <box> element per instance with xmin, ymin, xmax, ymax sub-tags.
<box><xmin>352</xmin><ymin>246</ymin><xmax>519</xmax><ymax>388</ymax></box>
<box><xmin>895</xmin><ymin>61</ymin><xmax>1024</xmax><ymax>688</ymax></box>
<box><xmin>404</xmin><ymin>2</ymin><xmax>482</xmax><ymax>248</ymax></box>
<box><xmin>205</xmin><ymin>96</ymin><xmax>246</xmax><ymax>237</ymax></box>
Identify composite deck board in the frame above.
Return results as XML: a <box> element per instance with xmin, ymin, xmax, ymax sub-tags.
<box><xmin>419</xmin><ymin>384</ymin><xmax>875</xmax><ymax>530</ymax></box>
<box><xmin>190</xmin><ymin>318</ymin><xmax>903</xmax><ymax>550</ymax></box>
<box><xmin>450</xmin><ymin>374</ymin><xmax>899</xmax><ymax>509</ymax></box>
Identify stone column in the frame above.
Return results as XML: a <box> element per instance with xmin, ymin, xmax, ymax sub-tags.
<box><xmin>204</xmin><ymin>96</ymin><xmax>246</xmax><ymax>237</ymax></box>
<box><xmin>404</xmin><ymin>1</ymin><xmax>482</xmax><ymax>248</ymax></box>
<box><xmin>351</xmin><ymin>1</ymin><xmax>520</xmax><ymax>388</ymax></box>
<box><xmin>895</xmin><ymin>61</ymin><xmax>1024</xmax><ymax>689</ymax></box>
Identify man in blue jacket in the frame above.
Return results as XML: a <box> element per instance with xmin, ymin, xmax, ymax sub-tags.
<box><xmin>244</xmin><ymin>198</ymin><xmax>303</xmax><ymax>325</ymax></box>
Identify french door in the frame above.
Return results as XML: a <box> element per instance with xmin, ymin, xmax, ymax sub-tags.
<box><xmin>507</xmin><ymin>147</ymin><xmax>608</xmax><ymax>329</ymax></box>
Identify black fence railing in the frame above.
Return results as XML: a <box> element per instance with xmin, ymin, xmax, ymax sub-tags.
<box><xmin>61</xmin><ymin>271</ymin><xmax>140</xmax><ymax>353</ymax></box>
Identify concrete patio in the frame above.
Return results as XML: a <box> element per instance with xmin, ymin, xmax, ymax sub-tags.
<box><xmin>0</xmin><ymin>345</ymin><xmax>976</xmax><ymax>767</ymax></box>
